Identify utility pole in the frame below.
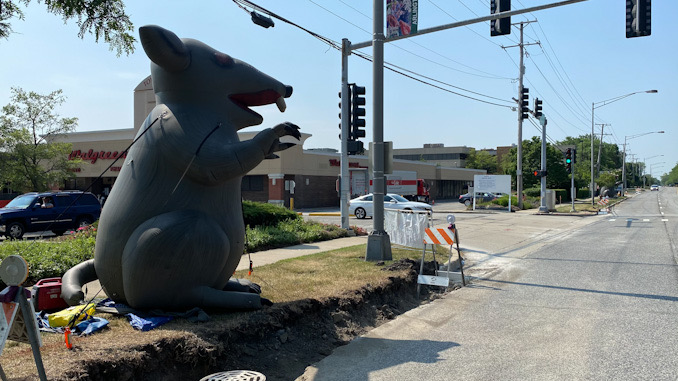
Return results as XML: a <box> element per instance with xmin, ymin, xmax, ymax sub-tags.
<box><xmin>595</xmin><ymin>123</ymin><xmax>610</xmax><ymax>176</ymax></box>
<box><xmin>504</xmin><ymin>21</ymin><xmax>538</xmax><ymax>210</ymax></box>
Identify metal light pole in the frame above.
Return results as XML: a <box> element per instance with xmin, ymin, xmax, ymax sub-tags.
<box><xmin>642</xmin><ymin>155</ymin><xmax>663</xmax><ymax>187</ymax></box>
<box><xmin>648</xmin><ymin>162</ymin><xmax>665</xmax><ymax>184</ymax></box>
<box><xmin>590</xmin><ymin>90</ymin><xmax>657</xmax><ymax>204</ymax></box>
<box><xmin>622</xmin><ymin>131</ymin><xmax>664</xmax><ymax>195</ymax></box>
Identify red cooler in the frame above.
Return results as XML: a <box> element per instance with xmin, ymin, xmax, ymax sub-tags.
<box><xmin>31</xmin><ymin>277</ymin><xmax>69</xmax><ymax>312</ymax></box>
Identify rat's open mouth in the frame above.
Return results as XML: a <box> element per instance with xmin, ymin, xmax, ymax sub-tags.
<box><xmin>230</xmin><ymin>86</ymin><xmax>292</xmax><ymax>116</ymax></box>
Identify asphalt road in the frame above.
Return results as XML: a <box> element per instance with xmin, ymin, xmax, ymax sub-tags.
<box><xmin>299</xmin><ymin>188</ymin><xmax>678</xmax><ymax>380</ymax></box>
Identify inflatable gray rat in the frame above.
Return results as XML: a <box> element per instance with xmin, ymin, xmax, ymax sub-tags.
<box><xmin>61</xmin><ymin>25</ymin><xmax>300</xmax><ymax>310</ymax></box>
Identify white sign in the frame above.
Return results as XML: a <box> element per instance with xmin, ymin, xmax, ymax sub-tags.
<box><xmin>417</xmin><ymin>275</ymin><xmax>450</xmax><ymax>288</ymax></box>
<box><xmin>474</xmin><ymin>175</ymin><xmax>511</xmax><ymax>194</ymax></box>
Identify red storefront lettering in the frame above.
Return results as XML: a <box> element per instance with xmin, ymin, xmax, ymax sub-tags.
<box><xmin>68</xmin><ymin>149</ymin><xmax>127</xmax><ymax>164</ymax></box>
<box><xmin>329</xmin><ymin>159</ymin><xmax>366</xmax><ymax>168</ymax></box>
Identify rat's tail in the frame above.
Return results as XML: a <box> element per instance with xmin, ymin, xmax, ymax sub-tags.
<box><xmin>61</xmin><ymin>259</ymin><xmax>98</xmax><ymax>306</ymax></box>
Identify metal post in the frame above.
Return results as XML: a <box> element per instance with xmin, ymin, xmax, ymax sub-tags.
<box><xmin>622</xmin><ymin>147</ymin><xmax>628</xmax><ymax>194</ymax></box>
<box><xmin>340</xmin><ymin>39</ymin><xmax>350</xmax><ymax>230</ymax></box>
<box><xmin>365</xmin><ymin>0</ymin><xmax>391</xmax><ymax>261</ymax></box>
<box><xmin>517</xmin><ymin>23</ymin><xmax>525</xmax><ymax>210</ymax></box>
<box><xmin>590</xmin><ymin>102</ymin><xmax>595</xmax><ymax>205</ymax></box>
<box><xmin>570</xmin><ymin>169</ymin><xmax>575</xmax><ymax>212</ymax></box>
<box><xmin>453</xmin><ymin>227</ymin><xmax>466</xmax><ymax>286</ymax></box>
<box><xmin>595</xmin><ymin>123</ymin><xmax>607</xmax><ymax>175</ymax></box>
<box><xmin>16</xmin><ymin>287</ymin><xmax>47</xmax><ymax>381</ymax></box>
<box><xmin>539</xmin><ymin>116</ymin><xmax>548</xmax><ymax>213</ymax></box>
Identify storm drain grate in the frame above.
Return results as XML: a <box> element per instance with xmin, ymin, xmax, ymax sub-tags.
<box><xmin>200</xmin><ymin>370</ymin><xmax>266</xmax><ymax>381</ymax></box>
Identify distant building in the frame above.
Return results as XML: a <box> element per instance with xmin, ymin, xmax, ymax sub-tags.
<box><xmin>392</xmin><ymin>144</ymin><xmax>470</xmax><ymax>168</ymax></box>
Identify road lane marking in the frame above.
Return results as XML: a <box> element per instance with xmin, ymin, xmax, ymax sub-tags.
<box><xmin>662</xmin><ymin>219</ymin><xmax>669</xmax><ymax>222</ymax></box>
<box><xmin>608</xmin><ymin>219</ymin><xmax>616</xmax><ymax>222</ymax></box>
<box><xmin>643</xmin><ymin>219</ymin><xmax>650</xmax><ymax>222</ymax></box>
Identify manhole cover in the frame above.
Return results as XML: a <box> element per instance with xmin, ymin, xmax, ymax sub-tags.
<box><xmin>200</xmin><ymin>370</ymin><xmax>266</xmax><ymax>381</ymax></box>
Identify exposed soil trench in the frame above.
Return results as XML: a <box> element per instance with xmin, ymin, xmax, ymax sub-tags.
<box><xmin>46</xmin><ymin>259</ymin><xmax>450</xmax><ymax>381</ymax></box>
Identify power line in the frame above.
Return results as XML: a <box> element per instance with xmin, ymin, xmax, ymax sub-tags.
<box><xmin>526</xmin><ymin>51</ymin><xmax>591</xmax><ymax>128</ymax></box>
<box><xmin>233</xmin><ymin>0</ymin><xmax>515</xmax><ymax>108</ymax></box>
<box><xmin>329</xmin><ymin>0</ymin><xmax>513</xmax><ymax>80</ymax></box>
<box><xmin>502</xmin><ymin>48</ymin><xmax>586</xmax><ymax>136</ymax></box>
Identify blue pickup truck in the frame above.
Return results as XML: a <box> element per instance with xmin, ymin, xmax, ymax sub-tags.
<box><xmin>0</xmin><ymin>191</ymin><xmax>102</xmax><ymax>240</ymax></box>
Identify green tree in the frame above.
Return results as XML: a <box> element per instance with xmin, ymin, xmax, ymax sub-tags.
<box><xmin>0</xmin><ymin>0</ymin><xmax>135</xmax><ymax>56</ymax></box>
<box><xmin>661</xmin><ymin>162</ymin><xmax>678</xmax><ymax>185</ymax></box>
<box><xmin>465</xmin><ymin>148</ymin><xmax>498</xmax><ymax>174</ymax></box>
<box><xmin>500</xmin><ymin>137</ymin><xmax>570</xmax><ymax>190</ymax></box>
<box><xmin>556</xmin><ymin>135</ymin><xmax>622</xmax><ymax>191</ymax></box>
<box><xmin>0</xmin><ymin>87</ymin><xmax>79</xmax><ymax>192</ymax></box>
<box><xmin>597</xmin><ymin>172</ymin><xmax>618</xmax><ymax>189</ymax></box>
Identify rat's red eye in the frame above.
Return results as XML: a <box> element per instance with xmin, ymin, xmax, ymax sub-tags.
<box><xmin>214</xmin><ymin>52</ymin><xmax>234</xmax><ymax>67</ymax></box>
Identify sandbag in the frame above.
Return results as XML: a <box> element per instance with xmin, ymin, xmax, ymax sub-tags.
<box><xmin>48</xmin><ymin>303</ymin><xmax>96</xmax><ymax>328</ymax></box>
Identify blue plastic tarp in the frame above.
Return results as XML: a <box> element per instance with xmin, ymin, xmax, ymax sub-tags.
<box><xmin>126</xmin><ymin>313</ymin><xmax>173</xmax><ymax>331</ymax></box>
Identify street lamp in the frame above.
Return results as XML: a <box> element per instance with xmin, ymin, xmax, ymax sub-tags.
<box><xmin>622</xmin><ymin>131</ymin><xmax>664</xmax><ymax>194</ymax></box>
<box><xmin>642</xmin><ymin>155</ymin><xmax>663</xmax><ymax>187</ymax></box>
<box><xmin>591</xmin><ymin>89</ymin><xmax>658</xmax><ymax>204</ymax></box>
<box><xmin>648</xmin><ymin>162</ymin><xmax>665</xmax><ymax>182</ymax></box>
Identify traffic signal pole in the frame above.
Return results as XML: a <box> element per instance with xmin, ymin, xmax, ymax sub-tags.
<box><xmin>517</xmin><ymin>23</ymin><xmax>525</xmax><ymax>210</ymax></box>
<box><xmin>538</xmin><ymin>112</ymin><xmax>548</xmax><ymax>213</ymax></box>
<box><xmin>365</xmin><ymin>0</ymin><xmax>392</xmax><ymax>261</ymax></box>
<box><xmin>340</xmin><ymin>39</ymin><xmax>351</xmax><ymax>230</ymax></box>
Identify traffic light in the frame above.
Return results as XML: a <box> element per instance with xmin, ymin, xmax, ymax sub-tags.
<box><xmin>338</xmin><ymin>87</ymin><xmax>351</xmax><ymax>140</ymax></box>
<box><xmin>534</xmin><ymin>98</ymin><xmax>543</xmax><ymax>118</ymax></box>
<box><xmin>565</xmin><ymin>148</ymin><xmax>572</xmax><ymax>173</ymax></box>
<box><xmin>533</xmin><ymin>170</ymin><xmax>547</xmax><ymax>177</ymax></box>
<box><xmin>520</xmin><ymin>87</ymin><xmax>529</xmax><ymax>120</ymax></box>
<box><xmin>626</xmin><ymin>0</ymin><xmax>651</xmax><ymax>38</ymax></box>
<box><xmin>350</xmin><ymin>84</ymin><xmax>366</xmax><ymax>140</ymax></box>
<box><xmin>347</xmin><ymin>140</ymin><xmax>364</xmax><ymax>156</ymax></box>
<box><xmin>490</xmin><ymin>0</ymin><xmax>511</xmax><ymax>37</ymax></box>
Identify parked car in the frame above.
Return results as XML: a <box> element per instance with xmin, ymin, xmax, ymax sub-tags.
<box><xmin>0</xmin><ymin>191</ymin><xmax>102</xmax><ymax>240</ymax></box>
<box><xmin>349</xmin><ymin>193</ymin><xmax>432</xmax><ymax>219</ymax></box>
<box><xmin>650</xmin><ymin>184</ymin><xmax>659</xmax><ymax>191</ymax></box>
<box><xmin>458</xmin><ymin>192</ymin><xmax>497</xmax><ymax>207</ymax></box>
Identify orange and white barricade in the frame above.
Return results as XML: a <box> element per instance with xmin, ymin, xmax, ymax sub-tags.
<box><xmin>417</xmin><ymin>226</ymin><xmax>466</xmax><ymax>295</ymax></box>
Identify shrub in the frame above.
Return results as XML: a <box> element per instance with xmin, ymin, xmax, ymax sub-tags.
<box><xmin>245</xmin><ymin>219</ymin><xmax>349</xmax><ymax>253</ymax></box>
<box><xmin>577</xmin><ymin>188</ymin><xmax>590</xmax><ymax>199</ymax></box>
<box><xmin>524</xmin><ymin>187</ymin><xmax>541</xmax><ymax>197</ymax></box>
<box><xmin>243</xmin><ymin>200</ymin><xmax>299</xmax><ymax>227</ymax></box>
<box><xmin>0</xmin><ymin>227</ymin><xmax>97</xmax><ymax>287</ymax></box>
<box><xmin>492</xmin><ymin>195</ymin><xmax>518</xmax><ymax>207</ymax></box>
<box><xmin>552</xmin><ymin>189</ymin><xmax>568</xmax><ymax>202</ymax></box>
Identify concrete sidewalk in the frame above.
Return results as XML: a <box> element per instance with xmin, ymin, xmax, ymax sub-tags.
<box><xmin>235</xmin><ymin>235</ymin><xmax>369</xmax><ymax>271</ymax></box>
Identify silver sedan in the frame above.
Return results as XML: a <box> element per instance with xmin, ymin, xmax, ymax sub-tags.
<box><xmin>348</xmin><ymin>193</ymin><xmax>432</xmax><ymax>219</ymax></box>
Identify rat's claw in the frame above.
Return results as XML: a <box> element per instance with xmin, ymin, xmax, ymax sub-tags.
<box><xmin>273</xmin><ymin>122</ymin><xmax>301</xmax><ymax>140</ymax></box>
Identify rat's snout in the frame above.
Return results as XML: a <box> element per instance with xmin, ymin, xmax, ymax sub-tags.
<box><xmin>284</xmin><ymin>86</ymin><xmax>293</xmax><ymax>98</ymax></box>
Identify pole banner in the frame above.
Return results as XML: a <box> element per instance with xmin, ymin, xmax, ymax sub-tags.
<box><xmin>386</xmin><ymin>0</ymin><xmax>418</xmax><ymax>38</ymax></box>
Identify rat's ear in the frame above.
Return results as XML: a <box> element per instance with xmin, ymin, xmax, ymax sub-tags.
<box><xmin>139</xmin><ymin>25</ymin><xmax>191</xmax><ymax>72</ymax></box>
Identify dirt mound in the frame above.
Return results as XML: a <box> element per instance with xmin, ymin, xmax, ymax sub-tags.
<box><xmin>42</xmin><ymin>259</ymin><xmax>449</xmax><ymax>381</ymax></box>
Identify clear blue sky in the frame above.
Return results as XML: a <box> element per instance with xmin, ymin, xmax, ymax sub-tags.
<box><xmin>1</xmin><ymin>0</ymin><xmax>675</xmax><ymax>178</ymax></box>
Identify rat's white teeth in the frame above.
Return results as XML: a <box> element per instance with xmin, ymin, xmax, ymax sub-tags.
<box><xmin>276</xmin><ymin>96</ymin><xmax>287</xmax><ymax>112</ymax></box>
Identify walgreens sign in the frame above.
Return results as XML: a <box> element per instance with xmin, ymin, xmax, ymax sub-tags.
<box><xmin>69</xmin><ymin>149</ymin><xmax>127</xmax><ymax>164</ymax></box>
